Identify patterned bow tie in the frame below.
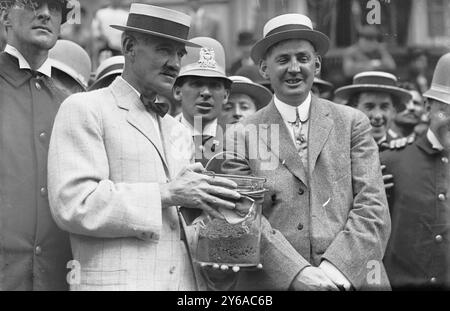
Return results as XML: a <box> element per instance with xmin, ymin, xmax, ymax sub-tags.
<box><xmin>140</xmin><ymin>94</ymin><xmax>170</xmax><ymax>118</ymax></box>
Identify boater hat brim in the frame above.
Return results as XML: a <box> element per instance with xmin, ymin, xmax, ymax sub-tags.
<box><xmin>251</xmin><ymin>29</ymin><xmax>330</xmax><ymax>63</ymax></box>
<box><xmin>334</xmin><ymin>85</ymin><xmax>412</xmax><ymax>105</ymax></box>
<box><xmin>110</xmin><ymin>25</ymin><xmax>201</xmax><ymax>47</ymax></box>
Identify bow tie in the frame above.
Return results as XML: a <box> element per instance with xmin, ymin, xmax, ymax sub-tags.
<box><xmin>140</xmin><ymin>94</ymin><xmax>170</xmax><ymax>118</ymax></box>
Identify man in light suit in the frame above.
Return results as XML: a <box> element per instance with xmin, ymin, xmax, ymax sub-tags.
<box><xmin>47</xmin><ymin>3</ymin><xmax>240</xmax><ymax>291</ymax></box>
<box><xmin>225</xmin><ymin>14</ymin><xmax>391</xmax><ymax>290</ymax></box>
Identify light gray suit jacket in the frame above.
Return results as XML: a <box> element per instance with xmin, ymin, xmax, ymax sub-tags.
<box><xmin>48</xmin><ymin>77</ymin><xmax>197</xmax><ymax>290</ymax></box>
<box><xmin>225</xmin><ymin>96</ymin><xmax>392</xmax><ymax>290</ymax></box>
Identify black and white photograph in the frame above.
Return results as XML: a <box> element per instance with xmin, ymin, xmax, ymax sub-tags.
<box><xmin>0</xmin><ymin>0</ymin><xmax>449</xmax><ymax>298</ymax></box>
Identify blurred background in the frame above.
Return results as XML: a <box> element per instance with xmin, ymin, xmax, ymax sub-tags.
<box><xmin>59</xmin><ymin>0</ymin><xmax>450</xmax><ymax>88</ymax></box>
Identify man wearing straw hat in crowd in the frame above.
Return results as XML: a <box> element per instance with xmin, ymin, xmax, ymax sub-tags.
<box><xmin>334</xmin><ymin>71</ymin><xmax>412</xmax><ymax>150</ymax></box>
<box><xmin>47</xmin><ymin>3</ymin><xmax>241</xmax><ymax>290</ymax></box>
<box><xmin>0</xmin><ymin>0</ymin><xmax>73</xmax><ymax>290</ymax></box>
<box><xmin>381</xmin><ymin>53</ymin><xmax>450</xmax><ymax>290</ymax></box>
<box><xmin>225</xmin><ymin>13</ymin><xmax>391</xmax><ymax>290</ymax></box>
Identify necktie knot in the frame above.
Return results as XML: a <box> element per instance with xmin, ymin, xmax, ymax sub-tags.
<box><xmin>140</xmin><ymin>94</ymin><xmax>170</xmax><ymax>118</ymax></box>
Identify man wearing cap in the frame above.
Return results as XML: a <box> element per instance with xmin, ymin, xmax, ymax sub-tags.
<box><xmin>334</xmin><ymin>71</ymin><xmax>412</xmax><ymax>150</ymax></box>
<box><xmin>225</xmin><ymin>14</ymin><xmax>391</xmax><ymax>290</ymax></box>
<box><xmin>218</xmin><ymin>75</ymin><xmax>272</xmax><ymax>128</ymax></box>
<box><xmin>0</xmin><ymin>0</ymin><xmax>72</xmax><ymax>290</ymax></box>
<box><xmin>173</xmin><ymin>36</ymin><xmax>231</xmax><ymax>167</ymax></box>
<box><xmin>381</xmin><ymin>53</ymin><xmax>450</xmax><ymax>289</ymax></box>
<box><xmin>47</xmin><ymin>4</ymin><xmax>240</xmax><ymax>290</ymax></box>
<box><xmin>228</xmin><ymin>31</ymin><xmax>256</xmax><ymax>75</ymax></box>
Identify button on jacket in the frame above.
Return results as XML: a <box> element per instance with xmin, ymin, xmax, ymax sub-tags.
<box><xmin>381</xmin><ymin>135</ymin><xmax>450</xmax><ymax>289</ymax></box>
<box><xmin>0</xmin><ymin>52</ymin><xmax>72</xmax><ymax>290</ymax></box>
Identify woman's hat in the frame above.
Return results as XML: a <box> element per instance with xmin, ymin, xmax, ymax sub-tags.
<box><xmin>251</xmin><ymin>13</ymin><xmax>330</xmax><ymax>63</ymax></box>
<box><xmin>334</xmin><ymin>71</ymin><xmax>412</xmax><ymax>105</ymax></box>
<box><xmin>110</xmin><ymin>3</ymin><xmax>201</xmax><ymax>47</ymax></box>
<box><xmin>89</xmin><ymin>56</ymin><xmax>125</xmax><ymax>90</ymax></box>
<box><xmin>423</xmin><ymin>53</ymin><xmax>450</xmax><ymax>105</ymax></box>
<box><xmin>229</xmin><ymin>76</ymin><xmax>272</xmax><ymax>110</ymax></box>
<box><xmin>49</xmin><ymin>39</ymin><xmax>91</xmax><ymax>89</ymax></box>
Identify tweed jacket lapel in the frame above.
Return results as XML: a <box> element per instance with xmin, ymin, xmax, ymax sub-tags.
<box><xmin>308</xmin><ymin>96</ymin><xmax>334</xmax><ymax>174</ymax></box>
<box><xmin>110</xmin><ymin>77</ymin><xmax>170</xmax><ymax>174</ymax></box>
<box><xmin>259</xmin><ymin>100</ymin><xmax>308</xmax><ymax>185</ymax></box>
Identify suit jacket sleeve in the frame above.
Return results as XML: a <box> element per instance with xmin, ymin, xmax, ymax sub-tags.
<box><xmin>48</xmin><ymin>94</ymin><xmax>162</xmax><ymax>240</ymax></box>
<box><xmin>224</xmin><ymin>124</ymin><xmax>311</xmax><ymax>290</ymax></box>
<box><xmin>321</xmin><ymin>111</ymin><xmax>391</xmax><ymax>289</ymax></box>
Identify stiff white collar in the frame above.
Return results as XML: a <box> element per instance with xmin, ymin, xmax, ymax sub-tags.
<box><xmin>274</xmin><ymin>92</ymin><xmax>311</xmax><ymax>123</ymax></box>
<box><xmin>4</xmin><ymin>44</ymin><xmax>52</xmax><ymax>77</ymax></box>
<box><xmin>178</xmin><ymin>113</ymin><xmax>218</xmax><ymax>138</ymax></box>
<box><xmin>427</xmin><ymin>129</ymin><xmax>444</xmax><ymax>151</ymax></box>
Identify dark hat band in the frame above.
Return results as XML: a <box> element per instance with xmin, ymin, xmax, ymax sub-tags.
<box><xmin>354</xmin><ymin>76</ymin><xmax>396</xmax><ymax>86</ymax></box>
<box><xmin>97</xmin><ymin>63</ymin><xmax>124</xmax><ymax>80</ymax></box>
<box><xmin>266</xmin><ymin>24</ymin><xmax>312</xmax><ymax>37</ymax></box>
<box><xmin>126</xmin><ymin>13</ymin><xmax>189</xmax><ymax>40</ymax></box>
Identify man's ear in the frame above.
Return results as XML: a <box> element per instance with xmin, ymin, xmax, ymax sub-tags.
<box><xmin>314</xmin><ymin>55</ymin><xmax>322</xmax><ymax>76</ymax></box>
<box><xmin>173</xmin><ymin>85</ymin><xmax>182</xmax><ymax>101</ymax></box>
<box><xmin>1</xmin><ymin>9</ymin><xmax>11</xmax><ymax>28</ymax></box>
<box><xmin>259</xmin><ymin>60</ymin><xmax>269</xmax><ymax>80</ymax></box>
<box><xmin>122</xmin><ymin>33</ymin><xmax>137</xmax><ymax>61</ymax></box>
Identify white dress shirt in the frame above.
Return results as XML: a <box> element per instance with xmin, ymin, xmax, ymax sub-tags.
<box><xmin>4</xmin><ymin>44</ymin><xmax>52</xmax><ymax>77</ymax></box>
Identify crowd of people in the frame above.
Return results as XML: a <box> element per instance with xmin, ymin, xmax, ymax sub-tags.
<box><xmin>0</xmin><ymin>0</ymin><xmax>449</xmax><ymax>291</ymax></box>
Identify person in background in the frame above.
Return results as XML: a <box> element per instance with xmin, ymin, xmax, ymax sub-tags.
<box><xmin>228</xmin><ymin>31</ymin><xmax>256</xmax><ymax>75</ymax></box>
<box><xmin>381</xmin><ymin>53</ymin><xmax>450</xmax><ymax>290</ymax></box>
<box><xmin>173</xmin><ymin>36</ymin><xmax>231</xmax><ymax>167</ymax></box>
<box><xmin>334</xmin><ymin>71</ymin><xmax>411</xmax><ymax>150</ymax></box>
<box><xmin>88</xmin><ymin>55</ymin><xmax>124</xmax><ymax>90</ymax></box>
<box><xmin>403</xmin><ymin>47</ymin><xmax>430</xmax><ymax>95</ymax></box>
<box><xmin>218</xmin><ymin>75</ymin><xmax>272</xmax><ymax>129</ymax></box>
<box><xmin>91</xmin><ymin>0</ymin><xmax>129</xmax><ymax>68</ymax></box>
<box><xmin>390</xmin><ymin>82</ymin><xmax>425</xmax><ymax>140</ymax></box>
<box><xmin>0</xmin><ymin>0</ymin><xmax>72</xmax><ymax>290</ymax></box>
<box><xmin>312</xmin><ymin>77</ymin><xmax>334</xmax><ymax>100</ymax></box>
<box><xmin>49</xmin><ymin>39</ymin><xmax>91</xmax><ymax>94</ymax></box>
<box><xmin>186</xmin><ymin>0</ymin><xmax>220</xmax><ymax>40</ymax></box>
<box><xmin>343</xmin><ymin>25</ymin><xmax>396</xmax><ymax>82</ymax></box>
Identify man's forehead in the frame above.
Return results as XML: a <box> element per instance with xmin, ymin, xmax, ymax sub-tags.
<box><xmin>269</xmin><ymin>39</ymin><xmax>316</xmax><ymax>54</ymax></box>
<box><xmin>359</xmin><ymin>91</ymin><xmax>394</xmax><ymax>103</ymax></box>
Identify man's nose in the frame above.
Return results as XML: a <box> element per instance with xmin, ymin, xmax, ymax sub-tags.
<box><xmin>287</xmin><ymin>58</ymin><xmax>301</xmax><ymax>73</ymax></box>
<box><xmin>199</xmin><ymin>86</ymin><xmax>212</xmax><ymax>97</ymax></box>
<box><xmin>233</xmin><ymin>105</ymin><xmax>242</xmax><ymax>117</ymax></box>
<box><xmin>406</xmin><ymin>100</ymin><xmax>415</xmax><ymax>111</ymax></box>
<box><xmin>371</xmin><ymin>109</ymin><xmax>383</xmax><ymax>120</ymax></box>
<box><xmin>166</xmin><ymin>54</ymin><xmax>181</xmax><ymax>72</ymax></box>
<box><xmin>36</xmin><ymin>3</ymin><xmax>51</xmax><ymax>21</ymax></box>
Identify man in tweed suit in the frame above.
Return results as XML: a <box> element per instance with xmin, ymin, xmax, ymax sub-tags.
<box><xmin>47</xmin><ymin>3</ymin><xmax>240</xmax><ymax>290</ymax></box>
<box><xmin>225</xmin><ymin>14</ymin><xmax>391</xmax><ymax>290</ymax></box>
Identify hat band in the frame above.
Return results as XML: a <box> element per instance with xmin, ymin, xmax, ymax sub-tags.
<box><xmin>265</xmin><ymin>24</ymin><xmax>312</xmax><ymax>37</ymax></box>
<box><xmin>354</xmin><ymin>76</ymin><xmax>396</xmax><ymax>86</ymax></box>
<box><xmin>97</xmin><ymin>63</ymin><xmax>124</xmax><ymax>80</ymax></box>
<box><xmin>126</xmin><ymin>13</ymin><xmax>189</xmax><ymax>40</ymax></box>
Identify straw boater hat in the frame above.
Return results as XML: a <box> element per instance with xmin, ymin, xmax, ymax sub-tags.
<box><xmin>110</xmin><ymin>3</ymin><xmax>201</xmax><ymax>47</ymax></box>
<box><xmin>251</xmin><ymin>13</ymin><xmax>330</xmax><ymax>63</ymax></box>
<box><xmin>313</xmin><ymin>77</ymin><xmax>334</xmax><ymax>93</ymax></box>
<box><xmin>334</xmin><ymin>71</ymin><xmax>412</xmax><ymax>106</ymax></box>
<box><xmin>228</xmin><ymin>76</ymin><xmax>272</xmax><ymax>110</ymax></box>
<box><xmin>89</xmin><ymin>56</ymin><xmax>125</xmax><ymax>90</ymax></box>
<box><xmin>175</xmin><ymin>36</ymin><xmax>231</xmax><ymax>83</ymax></box>
<box><xmin>49</xmin><ymin>40</ymin><xmax>91</xmax><ymax>89</ymax></box>
<box><xmin>423</xmin><ymin>53</ymin><xmax>450</xmax><ymax>105</ymax></box>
